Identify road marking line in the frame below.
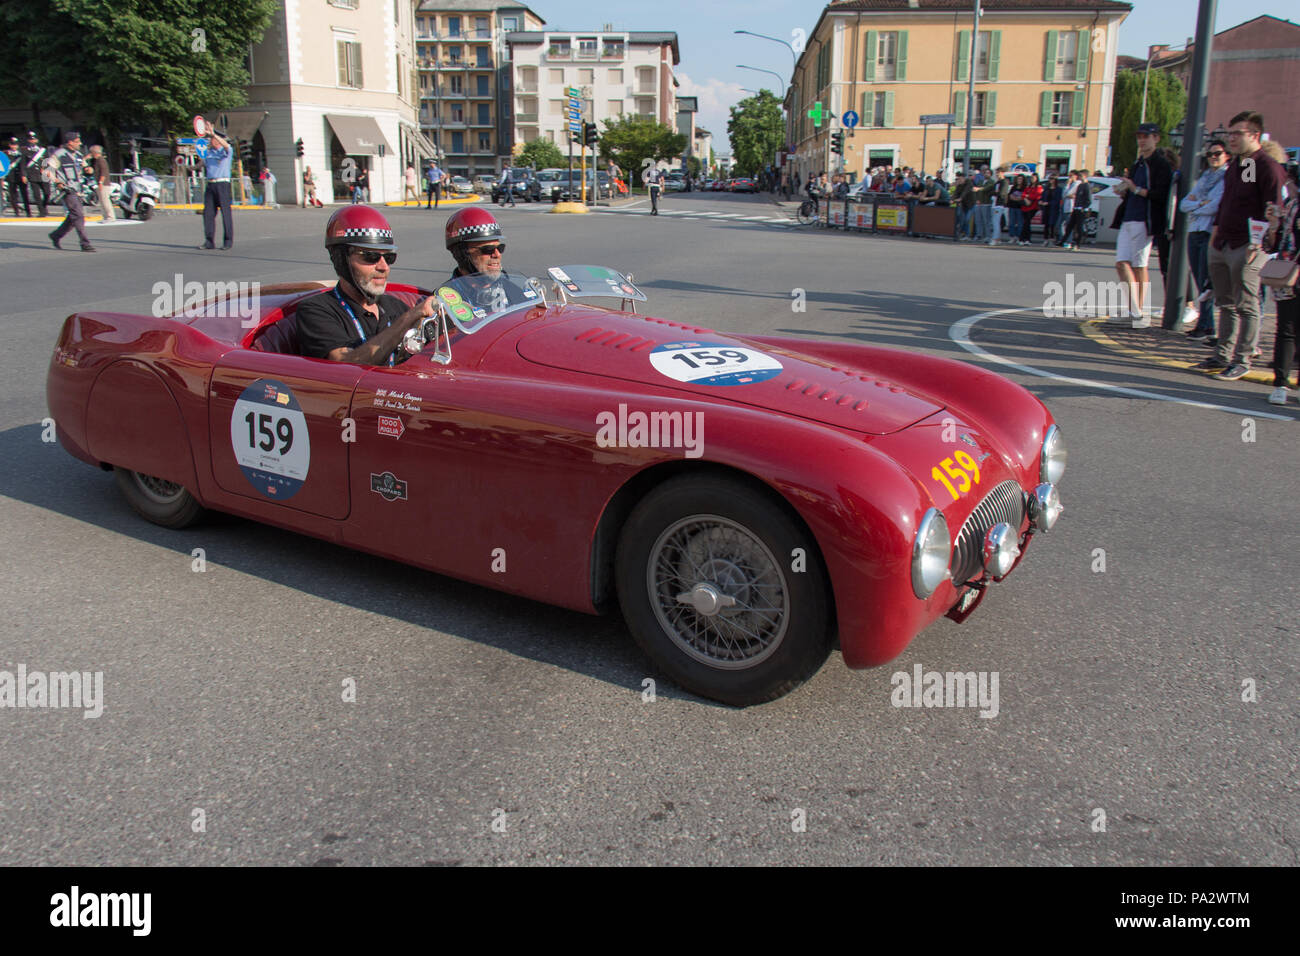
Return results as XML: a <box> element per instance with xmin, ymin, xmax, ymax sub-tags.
<box><xmin>950</xmin><ymin>307</ymin><xmax>1296</xmax><ymax>422</ymax></box>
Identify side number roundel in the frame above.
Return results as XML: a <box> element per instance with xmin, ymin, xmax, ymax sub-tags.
<box><xmin>229</xmin><ymin>379</ymin><xmax>311</xmax><ymax>500</ymax></box>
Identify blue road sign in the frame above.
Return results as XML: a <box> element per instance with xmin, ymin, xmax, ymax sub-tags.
<box><xmin>0</xmin><ymin>153</ymin><xmax>9</xmax><ymax>177</ymax></box>
<box><xmin>178</xmin><ymin>137</ymin><xmax>209</xmax><ymax>146</ymax></box>
<box><xmin>842</xmin><ymin>110</ymin><xmax>859</xmax><ymax>130</ymax></box>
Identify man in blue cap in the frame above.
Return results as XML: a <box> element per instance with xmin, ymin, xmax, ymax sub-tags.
<box><xmin>1111</xmin><ymin>122</ymin><xmax>1173</xmax><ymax>327</ymax></box>
<box><xmin>199</xmin><ymin>120</ymin><xmax>234</xmax><ymax>249</ymax></box>
<box><xmin>47</xmin><ymin>131</ymin><xmax>94</xmax><ymax>252</ymax></box>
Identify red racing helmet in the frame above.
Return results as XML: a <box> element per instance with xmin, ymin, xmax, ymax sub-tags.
<box><xmin>325</xmin><ymin>205</ymin><xmax>397</xmax><ymax>252</ymax></box>
<box><xmin>444</xmin><ymin>207</ymin><xmax>504</xmax><ymax>250</ymax></box>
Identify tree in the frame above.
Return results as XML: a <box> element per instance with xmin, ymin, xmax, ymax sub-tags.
<box><xmin>517</xmin><ymin>138</ymin><xmax>565</xmax><ymax>170</ymax></box>
<box><xmin>687</xmin><ymin>155</ymin><xmax>701</xmax><ymax>178</ymax></box>
<box><xmin>727</xmin><ymin>90</ymin><xmax>783</xmax><ymax>178</ymax></box>
<box><xmin>597</xmin><ymin>115</ymin><xmax>686</xmax><ymax>186</ymax></box>
<box><xmin>0</xmin><ymin>0</ymin><xmax>276</xmax><ymax>158</ymax></box>
<box><xmin>1109</xmin><ymin>69</ymin><xmax>1187</xmax><ymax>173</ymax></box>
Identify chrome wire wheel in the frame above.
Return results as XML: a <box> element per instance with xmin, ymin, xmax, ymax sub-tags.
<box><xmin>646</xmin><ymin>514</ymin><xmax>790</xmax><ymax>670</ymax></box>
<box><xmin>130</xmin><ymin>471</ymin><xmax>186</xmax><ymax>505</ymax></box>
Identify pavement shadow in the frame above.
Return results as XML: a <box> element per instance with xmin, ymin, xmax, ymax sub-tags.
<box><xmin>4</xmin><ymin>423</ymin><xmax>726</xmax><ymax>706</ymax></box>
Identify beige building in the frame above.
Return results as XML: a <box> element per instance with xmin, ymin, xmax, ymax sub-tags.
<box><xmin>507</xmin><ymin>30</ymin><xmax>680</xmax><ymax>149</ymax></box>
<box><xmin>787</xmin><ymin>0</ymin><xmax>1132</xmax><ymax>182</ymax></box>
<box><xmin>415</xmin><ymin>1</ymin><xmax>544</xmax><ymax>178</ymax></box>
<box><xmin>238</xmin><ymin>0</ymin><xmax>433</xmax><ymax>204</ymax></box>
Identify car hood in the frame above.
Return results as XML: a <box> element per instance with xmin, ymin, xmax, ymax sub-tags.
<box><xmin>515</xmin><ymin>309</ymin><xmax>943</xmax><ymax>435</ymax></box>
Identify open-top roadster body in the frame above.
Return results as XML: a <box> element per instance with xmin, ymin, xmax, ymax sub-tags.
<box><xmin>46</xmin><ymin>265</ymin><xmax>1064</xmax><ymax>705</ymax></box>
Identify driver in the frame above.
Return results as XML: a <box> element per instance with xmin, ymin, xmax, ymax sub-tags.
<box><xmin>297</xmin><ymin>205</ymin><xmax>435</xmax><ymax>365</ymax></box>
<box><xmin>442</xmin><ymin>207</ymin><xmax>531</xmax><ymax>310</ymax></box>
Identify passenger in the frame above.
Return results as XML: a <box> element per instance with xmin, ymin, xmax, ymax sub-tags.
<box><xmin>442</xmin><ymin>207</ymin><xmax>530</xmax><ymax>309</ymax></box>
<box><xmin>296</xmin><ymin>205</ymin><xmax>434</xmax><ymax>365</ymax></box>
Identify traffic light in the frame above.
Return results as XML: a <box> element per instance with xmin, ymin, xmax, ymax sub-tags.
<box><xmin>238</xmin><ymin>139</ymin><xmax>253</xmax><ymax>164</ymax></box>
<box><xmin>583</xmin><ymin>121</ymin><xmax>597</xmax><ymax>148</ymax></box>
<box><xmin>295</xmin><ymin>138</ymin><xmax>304</xmax><ymax>158</ymax></box>
<box><xmin>570</xmin><ymin>127</ymin><xmax>582</xmax><ymax>145</ymax></box>
<box><xmin>830</xmin><ymin>131</ymin><xmax>844</xmax><ymax>155</ymax></box>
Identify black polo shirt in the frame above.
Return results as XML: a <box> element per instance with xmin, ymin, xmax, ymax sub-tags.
<box><xmin>296</xmin><ymin>285</ymin><xmax>409</xmax><ymax>362</ymax></box>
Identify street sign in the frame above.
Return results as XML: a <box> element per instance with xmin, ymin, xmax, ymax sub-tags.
<box><xmin>0</xmin><ymin>153</ymin><xmax>9</xmax><ymax>177</ymax></box>
<box><xmin>919</xmin><ymin>114</ymin><xmax>957</xmax><ymax>125</ymax></box>
<box><xmin>177</xmin><ymin>137</ymin><xmax>208</xmax><ymax>146</ymax></box>
<box><xmin>842</xmin><ymin>110</ymin><xmax>859</xmax><ymax>129</ymax></box>
<box><xmin>195</xmin><ymin>144</ymin><xmax>209</xmax><ymax>158</ymax></box>
<box><xmin>566</xmin><ymin>86</ymin><xmax>581</xmax><ymax>97</ymax></box>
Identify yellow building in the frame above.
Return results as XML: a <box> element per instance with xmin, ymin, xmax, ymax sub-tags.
<box><xmin>787</xmin><ymin>0</ymin><xmax>1132</xmax><ymax>182</ymax></box>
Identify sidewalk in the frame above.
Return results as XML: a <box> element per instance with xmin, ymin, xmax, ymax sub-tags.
<box><xmin>1080</xmin><ymin>316</ymin><xmax>1292</xmax><ymax>386</ymax></box>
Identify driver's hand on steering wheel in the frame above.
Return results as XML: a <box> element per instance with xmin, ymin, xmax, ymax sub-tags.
<box><xmin>420</xmin><ymin>294</ymin><xmax>437</xmax><ymax>317</ymax></box>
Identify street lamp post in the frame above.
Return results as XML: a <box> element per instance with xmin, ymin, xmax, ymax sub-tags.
<box><xmin>736</xmin><ymin>65</ymin><xmax>785</xmax><ymax>98</ymax></box>
<box><xmin>736</xmin><ymin>30</ymin><xmax>798</xmax><ymax>184</ymax></box>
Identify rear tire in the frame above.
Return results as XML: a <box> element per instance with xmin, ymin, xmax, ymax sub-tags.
<box><xmin>113</xmin><ymin>467</ymin><xmax>204</xmax><ymax>528</ymax></box>
<box><xmin>139</xmin><ymin>204</ymin><xmax>154</xmax><ymax>221</ymax></box>
<box><xmin>615</xmin><ymin>475</ymin><xmax>831</xmax><ymax>706</ymax></box>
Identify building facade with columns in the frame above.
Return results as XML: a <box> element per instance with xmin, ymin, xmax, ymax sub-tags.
<box><xmin>786</xmin><ymin>0</ymin><xmax>1132</xmax><ymax>183</ymax></box>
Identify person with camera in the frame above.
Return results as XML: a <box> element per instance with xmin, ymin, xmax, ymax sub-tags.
<box><xmin>1261</xmin><ymin>173</ymin><xmax>1299</xmax><ymax>404</ymax></box>
<box><xmin>46</xmin><ymin>132</ymin><xmax>94</xmax><ymax>252</ymax></box>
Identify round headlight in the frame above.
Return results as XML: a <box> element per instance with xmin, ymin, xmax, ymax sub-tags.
<box><xmin>912</xmin><ymin>507</ymin><xmax>952</xmax><ymax>599</ymax></box>
<box><xmin>1040</xmin><ymin>424</ymin><xmax>1067</xmax><ymax>484</ymax></box>
<box><xmin>1029</xmin><ymin>483</ymin><xmax>1063</xmax><ymax>532</ymax></box>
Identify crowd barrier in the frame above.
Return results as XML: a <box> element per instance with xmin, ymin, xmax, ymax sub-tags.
<box><xmin>818</xmin><ymin>194</ymin><xmax>957</xmax><ymax>239</ymax></box>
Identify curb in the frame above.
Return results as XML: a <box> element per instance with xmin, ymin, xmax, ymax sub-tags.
<box><xmin>385</xmin><ymin>195</ymin><xmax>480</xmax><ymax>208</ymax></box>
<box><xmin>1079</xmin><ymin>318</ymin><xmax>1275</xmax><ymax>385</ymax></box>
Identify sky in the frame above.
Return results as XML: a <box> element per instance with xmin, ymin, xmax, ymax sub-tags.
<box><xmin>523</xmin><ymin>0</ymin><xmax>1291</xmax><ymax>155</ymax></box>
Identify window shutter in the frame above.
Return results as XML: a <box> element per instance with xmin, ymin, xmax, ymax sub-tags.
<box><xmin>956</xmin><ymin>31</ymin><xmax>970</xmax><ymax>82</ymax></box>
<box><xmin>337</xmin><ymin>40</ymin><xmax>348</xmax><ymax>86</ymax></box>
<box><xmin>986</xmin><ymin>91</ymin><xmax>997</xmax><ymax>127</ymax></box>
<box><xmin>896</xmin><ymin>32</ymin><xmax>908</xmax><ymax>81</ymax></box>
<box><xmin>862</xmin><ymin>91</ymin><xmax>874</xmax><ymax>127</ymax></box>
<box><xmin>1040</xmin><ymin>91</ymin><xmax>1053</xmax><ymax>127</ymax></box>
<box><xmin>989</xmin><ymin>31</ymin><xmax>1001</xmax><ymax>81</ymax></box>
<box><xmin>883</xmin><ymin>91</ymin><xmax>894</xmax><ymax>128</ymax></box>
<box><xmin>1075</xmin><ymin>29</ymin><xmax>1090</xmax><ymax>81</ymax></box>
<box><xmin>1044</xmin><ymin>31</ymin><xmax>1058</xmax><ymax>82</ymax></box>
<box><xmin>1071</xmin><ymin>91</ymin><xmax>1084</xmax><ymax>127</ymax></box>
<box><xmin>864</xmin><ymin>31</ymin><xmax>878</xmax><ymax>82</ymax></box>
<box><xmin>953</xmin><ymin>92</ymin><xmax>965</xmax><ymax>126</ymax></box>
<box><xmin>351</xmin><ymin>42</ymin><xmax>364</xmax><ymax>87</ymax></box>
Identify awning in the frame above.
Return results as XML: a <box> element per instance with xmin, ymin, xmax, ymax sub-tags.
<box><xmin>214</xmin><ymin>110</ymin><xmax>267</xmax><ymax>144</ymax></box>
<box><xmin>325</xmin><ymin>114</ymin><xmax>392</xmax><ymax>155</ymax></box>
<box><xmin>400</xmin><ymin>121</ymin><xmax>438</xmax><ymax>161</ymax></box>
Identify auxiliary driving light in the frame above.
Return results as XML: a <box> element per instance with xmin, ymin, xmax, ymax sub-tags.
<box><xmin>982</xmin><ymin>522</ymin><xmax>1020</xmax><ymax>578</ymax></box>
<box><xmin>1029</xmin><ymin>483</ymin><xmax>1063</xmax><ymax>532</ymax></box>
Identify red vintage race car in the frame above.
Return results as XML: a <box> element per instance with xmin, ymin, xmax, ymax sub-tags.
<box><xmin>46</xmin><ymin>264</ymin><xmax>1065</xmax><ymax>706</ymax></box>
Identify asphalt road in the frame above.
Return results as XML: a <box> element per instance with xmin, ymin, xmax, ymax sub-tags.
<box><xmin>0</xmin><ymin>193</ymin><xmax>1295</xmax><ymax>866</ymax></box>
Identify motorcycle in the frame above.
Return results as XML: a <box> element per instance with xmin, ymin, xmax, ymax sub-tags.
<box><xmin>116</xmin><ymin>168</ymin><xmax>160</xmax><ymax>220</ymax></box>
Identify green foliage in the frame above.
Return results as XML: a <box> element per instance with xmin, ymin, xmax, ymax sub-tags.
<box><xmin>687</xmin><ymin>155</ymin><xmax>701</xmax><ymax>178</ymax></box>
<box><xmin>1110</xmin><ymin>69</ymin><xmax>1187</xmax><ymax>172</ymax></box>
<box><xmin>726</xmin><ymin>90</ymin><xmax>783</xmax><ymax>178</ymax></box>
<box><xmin>597</xmin><ymin>115</ymin><xmax>687</xmax><ymax>185</ymax></box>
<box><xmin>517</xmin><ymin>138</ymin><xmax>566</xmax><ymax>170</ymax></box>
<box><xmin>0</xmin><ymin>0</ymin><xmax>276</xmax><ymax>144</ymax></box>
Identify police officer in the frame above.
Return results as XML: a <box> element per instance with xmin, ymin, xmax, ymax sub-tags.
<box><xmin>199</xmin><ymin>120</ymin><xmax>234</xmax><ymax>250</ymax></box>
<box><xmin>47</xmin><ymin>131</ymin><xmax>94</xmax><ymax>252</ymax></box>
<box><xmin>4</xmin><ymin>136</ymin><xmax>29</xmax><ymax>216</ymax></box>
<box><xmin>21</xmin><ymin>131</ymin><xmax>49</xmax><ymax>216</ymax></box>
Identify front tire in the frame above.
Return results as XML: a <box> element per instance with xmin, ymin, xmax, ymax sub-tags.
<box><xmin>615</xmin><ymin>475</ymin><xmax>831</xmax><ymax>706</ymax></box>
<box><xmin>139</xmin><ymin>204</ymin><xmax>154</xmax><ymax>221</ymax></box>
<box><xmin>113</xmin><ymin>467</ymin><xmax>204</xmax><ymax>528</ymax></box>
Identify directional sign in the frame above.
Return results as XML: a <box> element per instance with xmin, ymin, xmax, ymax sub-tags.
<box><xmin>195</xmin><ymin>143</ymin><xmax>209</xmax><ymax>159</ymax></box>
<box><xmin>841</xmin><ymin>110</ymin><xmax>859</xmax><ymax>130</ymax></box>
<box><xmin>178</xmin><ymin>137</ymin><xmax>209</xmax><ymax>146</ymax></box>
<box><xmin>566</xmin><ymin>86</ymin><xmax>581</xmax><ymax>97</ymax></box>
<box><xmin>919</xmin><ymin>113</ymin><xmax>957</xmax><ymax>125</ymax></box>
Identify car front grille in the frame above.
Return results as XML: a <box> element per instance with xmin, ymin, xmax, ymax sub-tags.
<box><xmin>951</xmin><ymin>480</ymin><xmax>1026</xmax><ymax>585</ymax></box>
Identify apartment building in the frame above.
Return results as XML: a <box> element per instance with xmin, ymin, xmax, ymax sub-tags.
<box><xmin>239</xmin><ymin>0</ymin><xmax>427</xmax><ymax>204</ymax></box>
<box><xmin>787</xmin><ymin>0</ymin><xmax>1131</xmax><ymax>182</ymax></box>
<box><xmin>694</xmin><ymin>128</ymin><xmax>714</xmax><ymax>172</ymax></box>
<box><xmin>415</xmin><ymin>1</ymin><xmax>545</xmax><ymax>178</ymax></box>
<box><xmin>507</xmin><ymin>29</ymin><xmax>680</xmax><ymax>149</ymax></box>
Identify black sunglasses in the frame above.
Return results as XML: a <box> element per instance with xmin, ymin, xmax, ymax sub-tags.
<box><xmin>470</xmin><ymin>243</ymin><xmax>505</xmax><ymax>256</ymax></box>
<box><xmin>353</xmin><ymin>249</ymin><xmax>396</xmax><ymax>265</ymax></box>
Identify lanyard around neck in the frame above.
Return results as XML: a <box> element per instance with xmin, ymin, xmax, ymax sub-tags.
<box><xmin>333</xmin><ymin>285</ymin><xmax>393</xmax><ymax>367</ymax></box>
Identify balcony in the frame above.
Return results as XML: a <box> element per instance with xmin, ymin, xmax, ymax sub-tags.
<box><xmin>470</xmin><ymin>118</ymin><xmax>494</xmax><ymax>127</ymax></box>
<box><xmin>516</xmin><ymin>84</ymin><xmax>537</xmax><ymax>94</ymax></box>
<box><xmin>601</xmin><ymin>46</ymin><xmax>625</xmax><ymax>60</ymax></box>
<box><xmin>470</xmin><ymin>29</ymin><xmax>491</xmax><ymax>40</ymax></box>
<box><xmin>468</xmin><ymin>88</ymin><xmax>494</xmax><ymax>99</ymax></box>
<box><xmin>442</xmin><ymin>60</ymin><xmax>468</xmax><ymax>70</ymax></box>
<box><xmin>547</xmin><ymin>47</ymin><xmax>571</xmax><ymax>59</ymax></box>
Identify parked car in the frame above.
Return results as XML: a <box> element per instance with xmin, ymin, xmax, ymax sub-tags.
<box><xmin>492</xmin><ymin>168</ymin><xmax>540</xmax><ymax>203</ymax></box>
<box><xmin>47</xmin><ymin>262</ymin><xmax>1065</xmax><ymax>706</ymax></box>
<box><xmin>448</xmin><ymin>176</ymin><xmax>473</xmax><ymax>195</ymax></box>
<box><xmin>472</xmin><ymin>174</ymin><xmax>497</xmax><ymax>194</ymax></box>
<box><xmin>665</xmin><ymin>173</ymin><xmax>687</xmax><ymax>192</ymax></box>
